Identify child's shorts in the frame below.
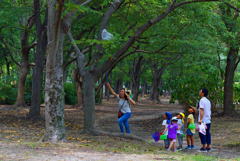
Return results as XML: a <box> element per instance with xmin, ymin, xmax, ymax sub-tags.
<box><xmin>169</xmin><ymin>138</ymin><xmax>176</xmax><ymax>142</ymax></box>
<box><xmin>186</xmin><ymin>129</ymin><xmax>195</xmax><ymax>135</ymax></box>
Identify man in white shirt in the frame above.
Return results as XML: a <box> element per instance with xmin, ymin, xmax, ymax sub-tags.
<box><xmin>198</xmin><ymin>88</ymin><xmax>211</xmax><ymax>152</ymax></box>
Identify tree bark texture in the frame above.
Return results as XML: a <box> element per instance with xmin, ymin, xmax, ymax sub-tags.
<box><xmin>152</xmin><ymin>77</ymin><xmax>161</xmax><ymax>104</ymax></box>
<box><xmin>44</xmin><ymin>0</ymin><xmax>67</xmax><ymax>142</ymax></box>
<box><xmin>16</xmin><ymin>15</ymin><xmax>36</xmax><ymax>107</ymax></box>
<box><xmin>76</xmin><ymin>71</ymin><xmax>83</xmax><ymax>107</ymax></box>
<box><xmin>223</xmin><ymin>47</ymin><xmax>238</xmax><ymax>116</ymax></box>
<box><xmin>16</xmin><ymin>45</ymin><xmax>30</xmax><ymax>106</ymax></box>
<box><xmin>28</xmin><ymin>4</ymin><xmax>48</xmax><ymax>120</ymax></box>
<box><xmin>82</xmin><ymin>75</ymin><xmax>96</xmax><ymax>133</ymax></box>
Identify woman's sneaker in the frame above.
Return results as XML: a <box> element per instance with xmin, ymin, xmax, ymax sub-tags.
<box><xmin>174</xmin><ymin>149</ymin><xmax>178</xmax><ymax>152</ymax></box>
<box><xmin>207</xmin><ymin>148</ymin><xmax>211</xmax><ymax>152</ymax></box>
<box><xmin>191</xmin><ymin>145</ymin><xmax>195</xmax><ymax>149</ymax></box>
<box><xmin>198</xmin><ymin>147</ymin><xmax>207</xmax><ymax>152</ymax></box>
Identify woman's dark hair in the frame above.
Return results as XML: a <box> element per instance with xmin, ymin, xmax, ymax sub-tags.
<box><xmin>120</xmin><ymin>88</ymin><xmax>128</xmax><ymax>100</ymax></box>
<box><xmin>202</xmin><ymin>88</ymin><xmax>208</xmax><ymax>97</ymax></box>
<box><xmin>190</xmin><ymin>107</ymin><xmax>196</xmax><ymax>120</ymax></box>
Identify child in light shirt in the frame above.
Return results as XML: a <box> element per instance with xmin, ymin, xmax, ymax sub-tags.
<box><xmin>162</xmin><ymin>112</ymin><xmax>172</xmax><ymax>149</ymax></box>
<box><xmin>177</xmin><ymin>113</ymin><xmax>185</xmax><ymax>150</ymax></box>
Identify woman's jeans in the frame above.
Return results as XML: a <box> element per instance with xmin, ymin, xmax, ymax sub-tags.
<box><xmin>199</xmin><ymin>123</ymin><xmax>211</xmax><ymax>145</ymax></box>
<box><xmin>118</xmin><ymin>112</ymin><xmax>131</xmax><ymax>133</ymax></box>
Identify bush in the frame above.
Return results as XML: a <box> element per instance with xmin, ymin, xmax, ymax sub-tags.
<box><xmin>0</xmin><ymin>76</ymin><xmax>18</xmax><ymax>104</ymax></box>
<box><xmin>64</xmin><ymin>82</ymin><xmax>77</xmax><ymax>105</ymax></box>
<box><xmin>233</xmin><ymin>83</ymin><xmax>240</xmax><ymax>107</ymax></box>
<box><xmin>164</xmin><ymin>67</ymin><xmax>223</xmax><ymax>113</ymax></box>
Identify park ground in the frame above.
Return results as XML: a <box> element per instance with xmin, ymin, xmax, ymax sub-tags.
<box><xmin>0</xmin><ymin>96</ymin><xmax>240</xmax><ymax>160</ymax></box>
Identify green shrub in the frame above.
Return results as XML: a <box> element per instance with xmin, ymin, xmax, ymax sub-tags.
<box><xmin>0</xmin><ymin>76</ymin><xmax>18</xmax><ymax>104</ymax></box>
<box><xmin>233</xmin><ymin>83</ymin><xmax>240</xmax><ymax>106</ymax></box>
<box><xmin>164</xmin><ymin>66</ymin><xmax>223</xmax><ymax>113</ymax></box>
<box><xmin>64</xmin><ymin>82</ymin><xmax>77</xmax><ymax>105</ymax></box>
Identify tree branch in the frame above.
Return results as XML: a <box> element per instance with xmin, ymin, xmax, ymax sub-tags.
<box><xmin>28</xmin><ymin>63</ymin><xmax>35</xmax><ymax>66</ymax></box>
<box><xmin>0</xmin><ymin>35</ymin><xmax>21</xmax><ymax>67</ymax></box>
<box><xmin>136</xmin><ymin>0</ymin><xmax>150</xmax><ymax>21</ymax></box>
<box><xmin>224</xmin><ymin>3</ymin><xmax>240</xmax><ymax>12</ymax></box>
<box><xmin>67</xmin><ymin>31</ymin><xmax>87</xmax><ymax>76</ymax></box>
<box><xmin>89</xmin><ymin>0</ymin><xmax>122</xmax><ymax>73</ymax></box>
<box><xmin>173</xmin><ymin>0</ymin><xmax>219</xmax><ymax>9</ymax></box>
<box><xmin>29</xmin><ymin>42</ymin><xmax>37</xmax><ymax>50</ymax></box>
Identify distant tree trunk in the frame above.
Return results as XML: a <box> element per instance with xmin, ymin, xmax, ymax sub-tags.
<box><xmin>76</xmin><ymin>80</ymin><xmax>83</xmax><ymax>105</ymax></box>
<box><xmin>152</xmin><ymin>77</ymin><xmax>161</xmax><ymax>104</ymax></box>
<box><xmin>107</xmin><ymin>73</ymin><xmax>111</xmax><ymax>101</ymax></box>
<box><xmin>105</xmin><ymin>73</ymin><xmax>108</xmax><ymax>97</ymax></box>
<box><xmin>76</xmin><ymin>70</ymin><xmax>83</xmax><ymax>107</ymax></box>
<box><xmin>5</xmin><ymin>58</ymin><xmax>10</xmax><ymax>76</ymax></box>
<box><xmin>16</xmin><ymin>15</ymin><xmax>36</xmax><ymax>107</ymax></box>
<box><xmin>28</xmin><ymin>5</ymin><xmax>48</xmax><ymax>120</ymax></box>
<box><xmin>223</xmin><ymin>47</ymin><xmax>238</xmax><ymax>116</ymax></box>
<box><xmin>132</xmin><ymin>81</ymin><xmax>139</xmax><ymax>101</ymax></box>
<box><xmin>141</xmin><ymin>78</ymin><xmax>146</xmax><ymax>97</ymax></box>
<box><xmin>144</xmin><ymin>82</ymin><xmax>148</xmax><ymax>94</ymax></box>
<box><xmin>114</xmin><ymin>73</ymin><xmax>118</xmax><ymax>92</ymax></box>
<box><xmin>118</xmin><ymin>73</ymin><xmax>123</xmax><ymax>92</ymax></box>
<box><xmin>16</xmin><ymin>50</ymin><xmax>30</xmax><ymax>106</ymax></box>
<box><xmin>130</xmin><ymin>80</ymin><xmax>133</xmax><ymax>91</ymax></box>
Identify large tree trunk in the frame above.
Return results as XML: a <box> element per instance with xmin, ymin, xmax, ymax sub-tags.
<box><xmin>44</xmin><ymin>0</ymin><xmax>66</xmax><ymax>142</ymax></box>
<box><xmin>16</xmin><ymin>52</ymin><xmax>29</xmax><ymax>106</ymax></box>
<box><xmin>223</xmin><ymin>47</ymin><xmax>238</xmax><ymax>116</ymax></box>
<box><xmin>82</xmin><ymin>75</ymin><xmax>96</xmax><ymax>133</ymax></box>
<box><xmin>44</xmin><ymin>32</ymin><xmax>66</xmax><ymax>142</ymax></box>
<box><xmin>28</xmin><ymin>3</ymin><xmax>48</xmax><ymax>120</ymax></box>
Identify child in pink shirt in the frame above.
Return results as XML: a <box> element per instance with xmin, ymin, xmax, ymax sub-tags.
<box><xmin>163</xmin><ymin>116</ymin><xmax>180</xmax><ymax>152</ymax></box>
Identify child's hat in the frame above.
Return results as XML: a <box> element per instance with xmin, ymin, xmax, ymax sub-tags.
<box><xmin>178</xmin><ymin>113</ymin><xmax>185</xmax><ymax>123</ymax></box>
<box><xmin>171</xmin><ymin>116</ymin><xmax>178</xmax><ymax>121</ymax></box>
<box><xmin>179</xmin><ymin>113</ymin><xmax>185</xmax><ymax>119</ymax></box>
<box><xmin>165</xmin><ymin>112</ymin><xmax>172</xmax><ymax>124</ymax></box>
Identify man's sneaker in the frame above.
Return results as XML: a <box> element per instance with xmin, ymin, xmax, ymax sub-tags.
<box><xmin>165</xmin><ymin>147</ymin><xmax>168</xmax><ymax>150</ymax></box>
<box><xmin>207</xmin><ymin>148</ymin><xmax>211</xmax><ymax>152</ymax></box>
<box><xmin>191</xmin><ymin>145</ymin><xmax>195</xmax><ymax>149</ymax></box>
<box><xmin>198</xmin><ymin>147</ymin><xmax>207</xmax><ymax>152</ymax></box>
<box><xmin>185</xmin><ymin>146</ymin><xmax>191</xmax><ymax>149</ymax></box>
<box><xmin>177</xmin><ymin>147</ymin><xmax>182</xmax><ymax>151</ymax></box>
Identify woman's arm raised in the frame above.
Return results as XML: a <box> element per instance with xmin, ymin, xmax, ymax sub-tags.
<box><xmin>126</xmin><ymin>95</ymin><xmax>136</xmax><ymax>105</ymax></box>
<box><xmin>106</xmin><ymin>82</ymin><xmax>118</xmax><ymax>98</ymax></box>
